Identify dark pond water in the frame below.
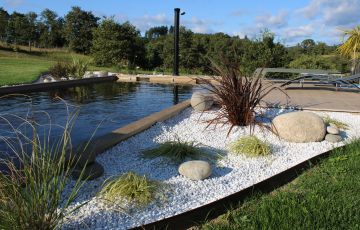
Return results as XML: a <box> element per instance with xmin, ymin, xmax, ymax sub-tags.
<box><xmin>0</xmin><ymin>82</ymin><xmax>197</xmax><ymax>159</ymax></box>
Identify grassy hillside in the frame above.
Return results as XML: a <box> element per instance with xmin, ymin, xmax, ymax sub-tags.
<box><xmin>0</xmin><ymin>44</ymin><xmax>94</xmax><ymax>86</ymax></box>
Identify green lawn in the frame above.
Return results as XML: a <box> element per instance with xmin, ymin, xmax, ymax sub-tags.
<box><xmin>201</xmin><ymin>139</ymin><xmax>360</xmax><ymax>230</ymax></box>
<box><xmin>0</xmin><ymin>45</ymin><xmax>93</xmax><ymax>86</ymax></box>
<box><xmin>0</xmin><ymin>57</ymin><xmax>54</xmax><ymax>86</ymax></box>
<box><xmin>0</xmin><ymin>43</ymin><xmax>202</xmax><ymax>86</ymax></box>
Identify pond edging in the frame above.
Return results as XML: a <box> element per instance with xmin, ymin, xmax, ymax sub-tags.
<box><xmin>0</xmin><ymin>76</ymin><xmax>118</xmax><ymax>95</ymax></box>
<box><xmin>81</xmin><ymin>99</ymin><xmax>191</xmax><ymax>157</ymax></box>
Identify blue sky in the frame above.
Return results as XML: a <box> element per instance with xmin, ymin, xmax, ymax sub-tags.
<box><xmin>2</xmin><ymin>0</ymin><xmax>360</xmax><ymax>45</ymax></box>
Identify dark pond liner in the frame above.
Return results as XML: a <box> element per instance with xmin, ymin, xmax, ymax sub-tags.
<box><xmin>133</xmin><ymin>146</ymin><xmax>336</xmax><ymax>230</ymax></box>
<box><xmin>0</xmin><ymin>76</ymin><xmax>118</xmax><ymax>95</ymax></box>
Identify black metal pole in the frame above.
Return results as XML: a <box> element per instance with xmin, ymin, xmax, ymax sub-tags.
<box><xmin>173</xmin><ymin>8</ymin><xmax>180</xmax><ymax>76</ymax></box>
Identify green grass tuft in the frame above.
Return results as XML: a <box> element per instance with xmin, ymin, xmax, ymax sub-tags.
<box><xmin>229</xmin><ymin>136</ymin><xmax>272</xmax><ymax>157</ymax></box>
<box><xmin>142</xmin><ymin>139</ymin><xmax>213</xmax><ymax>162</ymax></box>
<box><xmin>99</xmin><ymin>172</ymin><xmax>161</xmax><ymax>206</ymax></box>
<box><xmin>322</xmin><ymin>115</ymin><xmax>349</xmax><ymax>130</ymax></box>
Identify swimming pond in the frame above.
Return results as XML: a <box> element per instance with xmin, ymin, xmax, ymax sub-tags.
<box><xmin>0</xmin><ymin>82</ymin><xmax>197</xmax><ymax>159</ymax></box>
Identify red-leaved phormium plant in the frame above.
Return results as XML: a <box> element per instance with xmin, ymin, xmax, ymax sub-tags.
<box><xmin>200</xmin><ymin>59</ymin><xmax>288</xmax><ymax>135</ymax></box>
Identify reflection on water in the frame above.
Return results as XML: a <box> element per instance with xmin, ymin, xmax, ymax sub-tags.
<box><xmin>0</xmin><ymin>82</ymin><xmax>196</xmax><ymax>159</ymax></box>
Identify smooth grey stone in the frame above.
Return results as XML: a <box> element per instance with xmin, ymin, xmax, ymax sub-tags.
<box><xmin>178</xmin><ymin>160</ymin><xmax>212</xmax><ymax>180</ymax></box>
<box><xmin>190</xmin><ymin>92</ymin><xmax>214</xmax><ymax>112</ymax></box>
<box><xmin>327</xmin><ymin>126</ymin><xmax>339</xmax><ymax>135</ymax></box>
<box><xmin>325</xmin><ymin>134</ymin><xmax>342</xmax><ymax>143</ymax></box>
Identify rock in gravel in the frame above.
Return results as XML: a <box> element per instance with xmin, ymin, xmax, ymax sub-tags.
<box><xmin>327</xmin><ymin>126</ymin><xmax>340</xmax><ymax>135</ymax></box>
<box><xmin>72</xmin><ymin>161</ymin><xmax>104</xmax><ymax>180</ymax></box>
<box><xmin>325</xmin><ymin>134</ymin><xmax>342</xmax><ymax>143</ymax></box>
<box><xmin>190</xmin><ymin>92</ymin><xmax>213</xmax><ymax>111</ymax></box>
<box><xmin>272</xmin><ymin>111</ymin><xmax>326</xmax><ymax>143</ymax></box>
<box><xmin>178</xmin><ymin>160</ymin><xmax>212</xmax><ymax>180</ymax></box>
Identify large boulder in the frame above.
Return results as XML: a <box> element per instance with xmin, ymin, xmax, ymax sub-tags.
<box><xmin>272</xmin><ymin>111</ymin><xmax>326</xmax><ymax>143</ymax></box>
<box><xmin>190</xmin><ymin>92</ymin><xmax>214</xmax><ymax>111</ymax></box>
<box><xmin>178</xmin><ymin>160</ymin><xmax>212</xmax><ymax>180</ymax></box>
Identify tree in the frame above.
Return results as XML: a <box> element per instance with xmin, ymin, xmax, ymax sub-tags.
<box><xmin>6</xmin><ymin>12</ymin><xmax>28</xmax><ymax>46</ymax></box>
<box><xmin>38</xmin><ymin>9</ymin><xmax>64</xmax><ymax>48</ymax></box>
<box><xmin>337</xmin><ymin>25</ymin><xmax>360</xmax><ymax>74</ymax></box>
<box><xmin>25</xmin><ymin>12</ymin><xmax>38</xmax><ymax>51</ymax></box>
<box><xmin>145</xmin><ymin>38</ymin><xmax>164</xmax><ymax>69</ymax></box>
<box><xmin>145</xmin><ymin>26</ymin><xmax>168</xmax><ymax>40</ymax></box>
<box><xmin>289</xmin><ymin>55</ymin><xmax>337</xmax><ymax>70</ymax></box>
<box><xmin>300</xmin><ymin>39</ymin><xmax>316</xmax><ymax>54</ymax></box>
<box><xmin>64</xmin><ymin>6</ymin><xmax>98</xmax><ymax>54</ymax></box>
<box><xmin>91</xmin><ymin>19</ymin><xmax>144</xmax><ymax>67</ymax></box>
<box><xmin>0</xmin><ymin>7</ymin><xmax>9</xmax><ymax>41</ymax></box>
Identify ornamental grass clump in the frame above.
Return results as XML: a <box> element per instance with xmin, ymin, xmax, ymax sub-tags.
<box><xmin>322</xmin><ymin>115</ymin><xmax>349</xmax><ymax>130</ymax></box>
<box><xmin>99</xmin><ymin>172</ymin><xmax>160</xmax><ymax>206</ymax></box>
<box><xmin>0</xmin><ymin>98</ymin><xmax>87</xmax><ymax>230</ymax></box>
<box><xmin>142</xmin><ymin>139</ymin><xmax>212</xmax><ymax>162</ymax></box>
<box><xmin>68</xmin><ymin>57</ymin><xmax>90</xmax><ymax>78</ymax></box>
<box><xmin>200</xmin><ymin>59</ymin><xmax>286</xmax><ymax>135</ymax></box>
<box><xmin>229</xmin><ymin>136</ymin><xmax>272</xmax><ymax>157</ymax></box>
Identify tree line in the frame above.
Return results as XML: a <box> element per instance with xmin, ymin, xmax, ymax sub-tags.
<box><xmin>0</xmin><ymin>6</ymin><xmax>348</xmax><ymax>75</ymax></box>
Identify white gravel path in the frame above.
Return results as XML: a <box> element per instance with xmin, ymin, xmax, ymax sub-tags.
<box><xmin>62</xmin><ymin>108</ymin><xmax>360</xmax><ymax>229</ymax></box>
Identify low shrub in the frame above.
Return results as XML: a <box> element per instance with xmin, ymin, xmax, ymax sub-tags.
<box><xmin>322</xmin><ymin>115</ymin><xmax>349</xmax><ymax>130</ymax></box>
<box><xmin>142</xmin><ymin>139</ymin><xmax>213</xmax><ymax>162</ymax></box>
<box><xmin>99</xmin><ymin>172</ymin><xmax>160</xmax><ymax>206</ymax></box>
<box><xmin>229</xmin><ymin>136</ymin><xmax>272</xmax><ymax>157</ymax></box>
<box><xmin>49</xmin><ymin>62</ymin><xmax>69</xmax><ymax>79</ymax></box>
<box><xmin>68</xmin><ymin>57</ymin><xmax>90</xmax><ymax>78</ymax></box>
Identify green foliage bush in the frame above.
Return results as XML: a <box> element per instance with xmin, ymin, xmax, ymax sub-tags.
<box><xmin>99</xmin><ymin>172</ymin><xmax>160</xmax><ymax>206</ymax></box>
<box><xmin>288</xmin><ymin>54</ymin><xmax>337</xmax><ymax>70</ymax></box>
<box><xmin>49</xmin><ymin>62</ymin><xmax>69</xmax><ymax>79</ymax></box>
<box><xmin>67</xmin><ymin>57</ymin><xmax>90</xmax><ymax>78</ymax></box>
<box><xmin>142</xmin><ymin>139</ymin><xmax>212</xmax><ymax>162</ymax></box>
<box><xmin>229</xmin><ymin>136</ymin><xmax>272</xmax><ymax>157</ymax></box>
<box><xmin>91</xmin><ymin>19</ymin><xmax>143</xmax><ymax>67</ymax></box>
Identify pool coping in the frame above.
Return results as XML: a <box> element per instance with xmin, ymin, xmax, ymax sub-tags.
<box><xmin>0</xmin><ymin>76</ymin><xmax>118</xmax><ymax>95</ymax></box>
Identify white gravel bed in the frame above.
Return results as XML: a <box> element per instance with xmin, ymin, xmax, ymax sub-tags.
<box><xmin>62</xmin><ymin>108</ymin><xmax>360</xmax><ymax>229</ymax></box>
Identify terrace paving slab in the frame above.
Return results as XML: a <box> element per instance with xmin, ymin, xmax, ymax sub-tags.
<box><xmin>263</xmin><ymin>87</ymin><xmax>360</xmax><ymax>113</ymax></box>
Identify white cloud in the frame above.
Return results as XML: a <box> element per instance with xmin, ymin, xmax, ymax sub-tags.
<box><xmin>132</xmin><ymin>13</ymin><xmax>171</xmax><ymax>31</ymax></box>
<box><xmin>183</xmin><ymin>17</ymin><xmax>222</xmax><ymax>33</ymax></box>
<box><xmin>130</xmin><ymin>13</ymin><xmax>222</xmax><ymax>34</ymax></box>
<box><xmin>256</xmin><ymin>10</ymin><xmax>289</xmax><ymax>29</ymax></box>
<box><xmin>233</xmin><ymin>27</ymin><xmax>259</xmax><ymax>39</ymax></box>
<box><xmin>282</xmin><ymin>24</ymin><xmax>315</xmax><ymax>40</ymax></box>
<box><xmin>291</xmin><ymin>0</ymin><xmax>360</xmax><ymax>44</ymax></box>
<box><xmin>298</xmin><ymin>0</ymin><xmax>360</xmax><ymax>26</ymax></box>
